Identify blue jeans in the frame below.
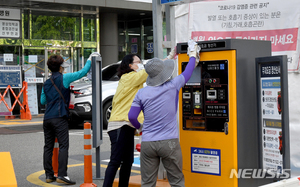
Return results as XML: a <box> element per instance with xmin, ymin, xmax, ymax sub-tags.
<box><xmin>103</xmin><ymin>125</ymin><xmax>135</xmax><ymax>187</ymax></box>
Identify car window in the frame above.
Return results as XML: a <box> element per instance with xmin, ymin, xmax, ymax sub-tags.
<box><xmin>102</xmin><ymin>64</ymin><xmax>120</xmax><ymax>81</ymax></box>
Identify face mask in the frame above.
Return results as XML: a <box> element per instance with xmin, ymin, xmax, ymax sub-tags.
<box><xmin>135</xmin><ymin>63</ymin><xmax>144</xmax><ymax>72</ymax></box>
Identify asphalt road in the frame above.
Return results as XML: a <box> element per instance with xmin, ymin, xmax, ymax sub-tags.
<box><xmin>0</xmin><ymin>118</ymin><xmax>141</xmax><ymax>187</ymax></box>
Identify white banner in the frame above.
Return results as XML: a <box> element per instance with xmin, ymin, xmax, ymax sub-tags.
<box><xmin>188</xmin><ymin>0</ymin><xmax>300</xmax><ymax>72</ymax></box>
<box><xmin>25</xmin><ymin>77</ymin><xmax>44</xmax><ymax>83</ymax></box>
<box><xmin>23</xmin><ymin>64</ymin><xmax>39</xmax><ymax>115</ymax></box>
<box><xmin>0</xmin><ymin>8</ymin><xmax>20</xmax><ymax>20</ymax></box>
<box><xmin>0</xmin><ymin>20</ymin><xmax>20</xmax><ymax>38</ymax></box>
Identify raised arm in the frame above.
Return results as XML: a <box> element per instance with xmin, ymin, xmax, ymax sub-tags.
<box><xmin>63</xmin><ymin>52</ymin><xmax>100</xmax><ymax>88</ymax></box>
<box><xmin>181</xmin><ymin>39</ymin><xmax>201</xmax><ymax>83</ymax></box>
<box><xmin>182</xmin><ymin>57</ymin><xmax>196</xmax><ymax>83</ymax></box>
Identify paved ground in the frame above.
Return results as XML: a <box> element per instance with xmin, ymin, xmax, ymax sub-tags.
<box><xmin>0</xmin><ymin>114</ymin><xmax>144</xmax><ymax>187</ymax></box>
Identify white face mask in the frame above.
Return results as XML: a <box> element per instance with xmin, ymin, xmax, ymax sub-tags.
<box><xmin>135</xmin><ymin>63</ymin><xmax>144</xmax><ymax>72</ymax></box>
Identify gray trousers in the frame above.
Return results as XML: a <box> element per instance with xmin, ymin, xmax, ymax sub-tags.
<box><xmin>140</xmin><ymin>138</ymin><xmax>185</xmax><ymax>187</ymax></box>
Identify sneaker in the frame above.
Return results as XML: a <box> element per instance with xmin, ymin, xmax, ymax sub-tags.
<box><xmin>56</xmin><ymin>176</ymin><xmax>76</xmax><ymax>185</ymax></box>
<box><xmin>46</xmin><ymin>175</ymin><xmax>57</xmax><ymax>183</ymax></box>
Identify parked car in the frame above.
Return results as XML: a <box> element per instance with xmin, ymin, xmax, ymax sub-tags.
<box><xmin>68</xmin><ymin>60</ymin><xmax>148</xmax><ymax>129</ymax></box>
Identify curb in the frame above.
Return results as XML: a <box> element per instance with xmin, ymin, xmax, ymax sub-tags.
<box><xmin>0</xmin><ymin>114</ymin><xmax>44</xmax><ymax>120</ymax></box>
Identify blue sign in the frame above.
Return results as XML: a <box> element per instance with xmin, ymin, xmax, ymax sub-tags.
<box><xmin>161</xmin><ymin>0</ymin><xmax>182</xmax><ymax>4</ymax></box>
<box><xmin>131</xmin><ymin>44</ymin><xmax>138</xmax><ymax>54</ymax></box>
<box><xmin>262</xmin><ymin>79</ymin><xmax>281</xmax><ymax>89</ymax></box>
<box><xmin>0</xmin><ymin>66</ymin><xmax>22</xmax><ymax>88</ymax></box>
<box><xmin>147</xmin><ymin>43</ymin><xmax>153</xmax><ymax>53</ymax></box>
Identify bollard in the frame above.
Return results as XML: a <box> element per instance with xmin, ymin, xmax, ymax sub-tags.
<box><xmin>80</xmin><ymin>122</ymin><xmax>97</xmax><ymax>187</ymax></box>
<box><xmin>52</xmin><ymin>138</ymin><xmax>59</xmax><ymax>177</ymax></box>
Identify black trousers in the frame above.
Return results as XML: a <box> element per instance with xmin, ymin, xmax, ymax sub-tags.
<box><xmin>103</xmin><ymin>125</ymin><xmax>135</xmax><ymax>187</ymax></box>
<box><xmin>43</xmin><ymin>117</ymin><xmax>69</xmax><ymax>177</ymax></box>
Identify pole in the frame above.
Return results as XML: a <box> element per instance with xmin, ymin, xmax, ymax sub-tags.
<box><xmin>91</xmin><ymin>55</ymin><xmax>104</xmax><ymax>179</ymax></box>
<box><xmin>152</xmin><ymin>0</ymin><xmax>164</xmax><ymax>59</ymax></box>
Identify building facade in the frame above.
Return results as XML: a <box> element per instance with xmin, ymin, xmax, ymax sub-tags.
<box><xmin>0</xmin><ymin>0</ymin><xmax>153</xmax><ymax>115</ymax></box>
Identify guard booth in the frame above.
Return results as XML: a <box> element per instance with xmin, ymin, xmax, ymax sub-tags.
<box><xmin>177</xmin><ymin>39</ymin><xmax>290</xmax><ymax>187</ymax></box>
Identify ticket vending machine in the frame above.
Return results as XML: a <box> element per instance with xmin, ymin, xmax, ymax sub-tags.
<box><xmin>177</xmin><ymin>39</ymin><xmax>283</xmax><ymax>187</ymax></box>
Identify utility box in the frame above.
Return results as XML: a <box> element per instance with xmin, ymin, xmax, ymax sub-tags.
<box><xmin>177</xmin><ymin>39</ymin><xmax>290</xmax><ymax>187</ymax></box>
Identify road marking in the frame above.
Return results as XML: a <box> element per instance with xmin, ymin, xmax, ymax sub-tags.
<box><xmin>102</xmin><ymin>152</ymin><xmax>141</xmax><ymax>167</ymax></box>
<box><xmin>27</xmin><ymin>163</ymin><xmax>141</xmax><ymax>186</ymax></box>
<box><xmin>37</xmin><ymin>131</ymin><xmax>111</xmax><ymax>138</ymax></box>
<box><xmin>0</xmin><ymin>121</ymin><xmax>43</xmax><ymax>125</ymax></box>
<box><xmin>0</xmin><ymin>119</ymin><xmax>35</xmax><ymax>121</ymax></box>
<box><xmin>37</xmin><ymin>131</ymin><xmax>141</xmax><ymax>141</ymax></box>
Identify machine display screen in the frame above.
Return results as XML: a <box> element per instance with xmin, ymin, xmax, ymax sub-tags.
<box><xmin>182</xmin><ymin>62</ymin><xmax>201</xmax><ymax>85</ymax></box>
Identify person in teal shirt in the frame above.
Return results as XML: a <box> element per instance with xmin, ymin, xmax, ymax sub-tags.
<box><xmin>41</xmin><ymin>52</ymin><xmax>98</xmax><ymax>185</ymax></box>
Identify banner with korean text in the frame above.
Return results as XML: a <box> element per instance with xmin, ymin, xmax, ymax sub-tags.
<box><xmin>188</xmin><ymin>0</ymin><xmax>300</xmax><ymax>72</ymax></box>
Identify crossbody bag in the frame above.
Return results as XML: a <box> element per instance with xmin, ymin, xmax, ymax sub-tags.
<box><xmin>50</xmin><ymin>77</ymin><xmax>69</xmax><ymax>112</ymax></box>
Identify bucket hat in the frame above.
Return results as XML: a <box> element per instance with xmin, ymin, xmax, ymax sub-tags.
<box><xmin>145</xmin><ymin>58</ymin><xmax>175</xmax><ymax>86</ymax></box>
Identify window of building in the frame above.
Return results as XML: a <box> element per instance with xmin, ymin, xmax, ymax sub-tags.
<box><xmin>83</xmin><ymin>16</ymin><xmax>96</xmax><ymax>41</ymax></box>
<box><xmin>23</xmin><ymin>9</ymin><xmax>29</xmax><ymax>39</ymax></box>
<box><xmin>0</xmin><ymin>46</ymin><xmax>21</xmax><ymax>65</ymax></box>
<box><xmin>127</xmin><ymin>20</ymin><xmax>141</xmax><ymax>55</ymax></box>
<box><xmin>118</xmin><ymin>19</ymin><xmax>153</xmax><ymax>61</ymax></box>
<box><xmin>83</xmin><ymin>48</ymin><xmax>96</xmax><ymax>67</ymax></box>
<box><xmin>31</xmin><ymin>12</ymin><xmax>80</xmax><ymax>41</ymax></box>
<box><xmin>143</xmin><ymin>19</ymin><xmax>154</xmax><ymax>60</ymax></box>
<box><xmin>118</xmin><ymin>21</ymin><xmax>126</xmax><ymax>61</ymax></box>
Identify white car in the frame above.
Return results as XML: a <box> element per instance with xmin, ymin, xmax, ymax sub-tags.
<box><xmin>69</xmin><ymin>60</ymin><xmax>148</xmax><ymax>129</ymax></box>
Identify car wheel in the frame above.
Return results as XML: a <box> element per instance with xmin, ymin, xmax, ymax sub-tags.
<box><xmin>103</xmin><ymin>100</ymin><xmax>112</xmax><ymax>130</ymax></box>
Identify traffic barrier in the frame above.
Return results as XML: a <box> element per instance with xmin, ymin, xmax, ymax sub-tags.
<box><xmin>0</xmin><ymin>152</ymin><xmax>17</xmax><ymax>187</ymax></box>
<box><xmin>52</xmin><ymin>137</ymin><xmax>59</xmax><ymax>177</ymax></box>
<box><xmin>80</xmin><ymin>122</ymin><xmax>97</xmax><ymax>187</ymax></box>
<box><xmin>0</xmin><ymin>81</ymin><xmax>31</xmax><ymax>120</ymax></box>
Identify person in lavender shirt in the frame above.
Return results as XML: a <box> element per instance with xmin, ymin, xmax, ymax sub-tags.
<box><xmin>128</xmin><ymin>39</ymin><xmax>201</xmax><ymax>187</ymax></box>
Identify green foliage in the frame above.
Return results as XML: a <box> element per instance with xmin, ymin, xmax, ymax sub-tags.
<box><xmin>83</xmin><ymin>18</ymin><xmax>95</xmax><ymax>41</ymax></box>
<box><xmin>32</xmin><ymin>15</ymin><xmax>80</xmax><ymax>41</ymax></box>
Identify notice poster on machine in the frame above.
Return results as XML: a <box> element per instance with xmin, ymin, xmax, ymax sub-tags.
<box><xmin>191</xmin><ymin>147</ymin><xmax>221</xmax><ymax>176</ymax></box>
<box><xmin>259</xmin><ymin>63</ymin><xmax>283</xmax><ymax>173</ymax></box>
